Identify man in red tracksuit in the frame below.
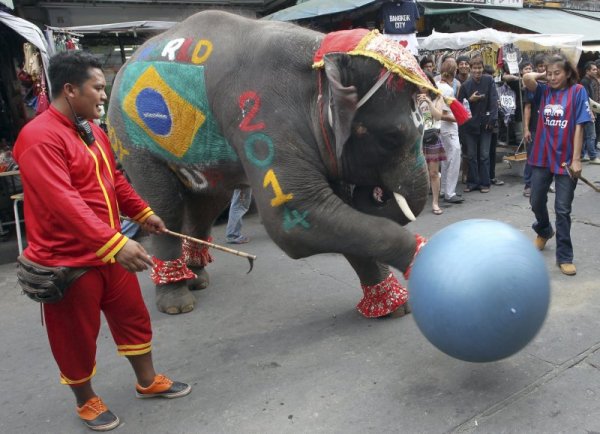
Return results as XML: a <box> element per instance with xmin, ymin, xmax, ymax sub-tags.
<box><xmin>14</xmin><ymin>51</ymin><xmax>191</xmax><ymax>432</ymax></box>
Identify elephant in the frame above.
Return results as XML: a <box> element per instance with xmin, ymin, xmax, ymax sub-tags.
<box><xmin>107</xmin><ymin>10</ymin><xmax>430</xmax><ymax>316</ymax></box>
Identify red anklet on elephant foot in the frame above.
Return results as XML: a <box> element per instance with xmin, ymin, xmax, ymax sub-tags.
<box><xmin>403</xmin><ymin>234</ymin><xmax>427</xmax><ymax>281</ymax></box>
<box><xmin>356</xmin><ymin>273</ymin><xmax>408</xmax><ymax>318</ymax></box>
<box><xmin>151</xmin><ymin>257</ymin><xmax>197</xmax><ymax>285</ymax></box>
<box><xmin>182</xmin><ymin>237</ymin><xmax>214</xmax><ymax>267</ymax></box>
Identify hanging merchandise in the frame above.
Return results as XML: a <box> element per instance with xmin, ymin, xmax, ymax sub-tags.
<box><xmin>65</xmin><ymin>37</ymin><xmax>77</xmax><ymax>50</ymax></box>
<box><xmin>383</xmin><ymin>33</ymin><xmax>419</xmax><ymax>56</ymax></box>
<box><xmin>36</xmin><ymin>73</ymin><xmax>50</xmax><ymax>115</ymax></box>
<box><xmin>380</xmin><ymin>0</ymin><xmax>420</xmax><ymax>55</ymax></box>
<box><xmin>23</xmin><ymin>42</ymin><xmax>42</xmax><ymax>81</ymax></box>
<box><xmin>380</xmin><ymin>0</ymin><xmax>420</xmax><ymax>35</ymax></box>
<box><xmin>503</xmin><ymin>44</ymin><xmax>521</xmax><ymax>75</ymax></box>
<box><xmin>498</xmin><ymin>83</ymin><xmax>516</xmax><ymax>126</ymax></box>
<box><xmin>54</xmin><ymin>33</ymin><xmax>66</xmax><ymax>52</ymax></box>
<box><xmin>50</xmin><ymin>31</ymin><xmax>82</xmax><ymax>53</ymax></box>
<box><xmin>17</xmin><ymin>68</ymin><xmax>33</xmax><ymax>87</ymax></box>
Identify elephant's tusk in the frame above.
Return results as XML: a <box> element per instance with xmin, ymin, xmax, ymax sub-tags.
<box><xmin>393</xmin><ymin>192</ymin><xmax>416</xmax><ymax>222</ymax></box>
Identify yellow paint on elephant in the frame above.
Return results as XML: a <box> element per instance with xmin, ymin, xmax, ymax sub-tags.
<box><xmin>263</xmin><ymin>169</ymin><xmax>293</xmax><ymax>207</ymax></box>
<box><xmin>122</xmin><ymin>65</ymin><xmax>206</xmax><ymax>158</ymax></box>
<box><xmin>106</xmin><ymin>121</ymin><xmax>130</xmax><ymax>161</ymax></box>
<box><xmin>191</xmin><ymin>40</ymin><xmax>213</xmax><ymax>64</ymax></box>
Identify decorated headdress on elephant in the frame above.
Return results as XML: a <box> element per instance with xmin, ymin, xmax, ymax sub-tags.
<box><xmin>312</xmin><ymin>29</ymin><xmax>470</xmax><ymax>170</ymax></box>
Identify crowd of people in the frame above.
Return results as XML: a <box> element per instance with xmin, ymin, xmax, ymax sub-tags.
<box><xmin>417</xmin><ymin>51</ymin><xmax>598</xmax><ymax>276</ymax></box>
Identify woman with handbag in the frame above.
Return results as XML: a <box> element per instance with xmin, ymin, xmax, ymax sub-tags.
<box><xmin>417</xmin><ymin>72</ymin><xmax>454</xmax><ymax>215</ymax></box>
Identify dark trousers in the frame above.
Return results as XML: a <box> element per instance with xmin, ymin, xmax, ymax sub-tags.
<box><xmin>582</xmin><ymin>121</ymin><xmax>598</xmax><ymax>159</ymax></box>
<box><xmin>523</xmin><ymin>130</ymin><xmax>536</xmax><ymax>188</ymax></box>
<box><xmin>463</xmin><ymin>130</ymin><xmax>492</xmax><ymax>189</ymax></box>
<box><xmin>489</xmin><ymin>131</ymin><xmax>498</xmax><ymax>180</ymax></box>
<box><xmin>530</xmin><ymin>166</ymin><xmax>577</xmax><ymax>264</ymax></box>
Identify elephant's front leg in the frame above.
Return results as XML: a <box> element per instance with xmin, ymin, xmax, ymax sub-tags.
<box><xmin>251</xmin><ymin>173</ymin><xmax>426</xmax><ymax>319</ymax></box>
<box><xmin>344</xmin><ymin>255</ymin><xmax>411</xmax><ymax>318</ymax></box>
<box><xmin>151</xmin><ymin>232</ymin><xmax>197</xmax><ymax>314</ymax></box>
<box><xmin>180</xmin><ymin>191</ymin><xmax>232</xmax><ymax>292</ymax></box>
<box><xmin>121</xmin><ymin>152</ymin><xmax>197</xmax><ymax>314</ymax></box>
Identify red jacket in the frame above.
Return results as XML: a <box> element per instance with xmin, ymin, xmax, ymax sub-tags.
<box><xmin>13</xmin><ymin>106</ymin><xmax>153</xmax><ymax>267</ymax></box>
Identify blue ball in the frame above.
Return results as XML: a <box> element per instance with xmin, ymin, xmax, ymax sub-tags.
<box><xmin>409</xmin><ymin>219</ymin><xmax>550</xmax><ymax>363</ymax></box>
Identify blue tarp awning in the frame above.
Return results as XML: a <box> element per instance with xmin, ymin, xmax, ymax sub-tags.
<box><xmin>263</xmin><ymin>0</ymin><xmax>380</xmax><ymax>21</ymax></box>
<box><xmin>423</xmin><ymin>5</ymin><xmax>474</xmax><ymax>15</ymax></box>
<box><xmin>471</xmin><ymin>8</ymin><xmax>600</xmax><ymax>43</ymax></box>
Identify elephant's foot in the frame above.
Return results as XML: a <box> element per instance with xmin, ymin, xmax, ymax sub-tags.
<box><xmin>156</xmin><ymin>283</ymin><xmax>196</xmax><ymax>315</ymax></box>
<box><xmin>388</xmin><ymin>302</ymin><xmax>411</xmax><ymax>318</ymax></box>
<box><xmin>356</xmin><ymin>273</ymin><xmax>409</xmax><ymax>318</ymax></box>
<box><xmin>187</xmin><ymin>267</ymin><xmax>209</xmax><ymax>291</ymax></box>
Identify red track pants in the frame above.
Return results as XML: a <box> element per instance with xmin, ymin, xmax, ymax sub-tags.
<box><xmin>43</xmin><ymin>263</ymin><xmax>152</xmax><ymax>385</ymax></box>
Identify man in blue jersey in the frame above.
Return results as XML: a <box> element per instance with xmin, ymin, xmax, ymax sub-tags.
<box><xmin>523</xmin><ymin>54</ymin><xmax>591</xmax><ymax>276</ymax></box>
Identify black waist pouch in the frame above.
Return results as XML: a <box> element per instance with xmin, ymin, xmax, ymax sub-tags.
<box><xmin>17</xmin><ymin>255</ymin><xmax>88</xmax><ymax>303</ymax></box>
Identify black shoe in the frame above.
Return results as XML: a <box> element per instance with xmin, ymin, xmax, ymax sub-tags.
<box><xmin>491</xmin><ymin>178</ymin><xmax>505</xmax><ymax>185</ymax></box>
<box><xmin>444</xmin><ymin>195</ymin><xmax>464</xmax><ymax>204</ymax></box>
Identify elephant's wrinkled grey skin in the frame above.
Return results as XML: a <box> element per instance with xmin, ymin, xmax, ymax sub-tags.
<box><xmin>107</xmin><ymin>11</ymin><xmax>429</xmax><ymax>315</ymax></box>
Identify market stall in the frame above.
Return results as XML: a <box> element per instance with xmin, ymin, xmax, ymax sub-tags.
<box><xmin>420</xmin><ymin>28</ymin><xmax>583</xmax><ymax>68</ymax></box>
<box><xmin>0</xmin><ymin>11</ymin><xmax>50</xmax><ymax>82</ymax></box>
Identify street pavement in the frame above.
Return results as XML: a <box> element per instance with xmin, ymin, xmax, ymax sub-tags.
<box><xmin>1</xmin><ymin>160</ymin><xmax>599</xmax><ymax>434</ymax></box>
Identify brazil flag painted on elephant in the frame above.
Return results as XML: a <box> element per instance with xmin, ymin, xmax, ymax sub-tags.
<box><xmin>119</xmin><ymin>61</ymin><xmax>237</xmax><ymax>164</ymax></box>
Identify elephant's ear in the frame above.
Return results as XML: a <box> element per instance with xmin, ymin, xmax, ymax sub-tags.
<box><xmin>323</xmin><ymin>55</ymin><xmax>358</xmax><ymax>161</ymax></box>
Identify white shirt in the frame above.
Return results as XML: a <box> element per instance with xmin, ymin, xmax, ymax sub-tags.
<box><xmin>438</xmin><ymin>81</ymin><xmax>459</xmax><ymax>134</ymax></box>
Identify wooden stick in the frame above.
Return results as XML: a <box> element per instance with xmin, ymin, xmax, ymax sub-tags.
<box><xmin>163</xmin><ymin>229</ymin><xmax>257</xmax><ymax>261</ymax></box>
<box><xmin>561</xmin><ymin>163</ymin><xmax>600</xmax><ymax>192</ymax></box>
<box><xmin>122</xmin><ymin>216</ymin><xmax>257</xmax><ymax>272</ymax></box>
<box><xmin>164</xmin><ymin>229</ymin><xmax>256</xmax><ymax>273</ymax></box>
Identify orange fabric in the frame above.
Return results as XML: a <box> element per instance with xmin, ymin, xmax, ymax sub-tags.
<box><xmin>136</xmin><ymin>374</ymin><xmax>173</xmax><ymax>394</ymax></box>
<box><xmin>77</xmin><ymin>396</ymin><xmax>109</xmax><ymax>421</ymax></box>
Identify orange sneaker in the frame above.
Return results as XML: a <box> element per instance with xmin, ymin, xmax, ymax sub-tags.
<box><xmin>135</xmin><ymin>374</ymin><xmax>192</xmax><ymax>399</ymax></box>
<box><xmin>76</xmin><ymin>396</ymin><xmax>120</xmax><ymax>431</ymax></box>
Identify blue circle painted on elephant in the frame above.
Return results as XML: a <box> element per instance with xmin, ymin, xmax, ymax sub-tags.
<box><xmin>135</xmin><ymin>88</ymin><xmax>172</xmax><ymax>136</ymax></box>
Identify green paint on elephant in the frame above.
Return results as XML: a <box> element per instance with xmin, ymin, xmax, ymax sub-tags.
<box><xmin>283</xmin><ymin>206</ymin><xmax>310</xmax><ymax>232</ymax></box>
<box><xmin>415</xmin><ymin>137</ymin><xmax>425</xmax><ymax>168</ymax></box>
<box><xmin>244</xmin><ymin>133</ymin><xmax>275</xmax><ymax>168</ymax></box>
<box><xmin>119</xmin><ymin>61</ymin><xmax>237</xmax><ymax>164</ymax></box>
